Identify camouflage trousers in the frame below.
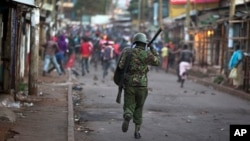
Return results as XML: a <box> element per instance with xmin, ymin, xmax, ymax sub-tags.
<box><xmin>123</xmin><ymin>86</ymin><xmax>148</xmax><ymax>126</ymax></box>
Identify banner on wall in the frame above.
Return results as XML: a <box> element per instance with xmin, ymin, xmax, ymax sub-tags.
<box><xmin>170</xmin><ymin>0</ymin><xmax>220</xmax><ymax>5</ymax></box>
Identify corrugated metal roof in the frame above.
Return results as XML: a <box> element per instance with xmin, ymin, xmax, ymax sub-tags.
<box><xmin>11</xmin><ymin>0</ymin><xmax>36</xmax><ymax>7</ymax></box>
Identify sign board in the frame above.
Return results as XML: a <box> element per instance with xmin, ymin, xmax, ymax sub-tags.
<box><xmin>91</xmin><ymin>15</ymin><xmax>111</xmax><ymax>25</ymax></box>
<box><xmin>42</xmin><ymin>3</ymin><xmax>54</xmax><ymax>11</ymax></box>
<box><xmin>82</xmin><ymin>15</ymin><xmax>90</xmax><ymax>25</ymax></box>
<box><xmin>11</xmin><ymin>0</ymin><xmax>36</xmax><ymax>7</ymax></box>
<box><xmin>170</xmin><ymin>0</ymin><xmax>219</xmax><ymax>5</ymax></box>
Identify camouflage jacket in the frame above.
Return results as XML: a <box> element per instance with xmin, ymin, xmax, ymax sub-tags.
<box><xmin>118</xmin><ymin>45</ymin><xmax>160</xmax><ymax>87</ymax></box>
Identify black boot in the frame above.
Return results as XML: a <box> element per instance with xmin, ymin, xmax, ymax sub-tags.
<box><xmin>122</xmin><ymin>115</ymin><xmax>131</xmax><ymax>132</ymax></box>
<box><xmin>134</xmin><ymin>131</ymin><xmax>141</xmax><ymax>139</ymax></box>
<box><xmin>134</xmin><ymin>125</ymin><xmax>141</xmax><ymax>139</ymax></box>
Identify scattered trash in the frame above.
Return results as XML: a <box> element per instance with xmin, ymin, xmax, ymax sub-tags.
<box><xmin>99</xmin><ymin>95</ymin><xmax>105</xmax><ymax>98</ymax></box>
<box><xmin>211</xmin><ymin>93</ymin><xmax>216</xmax><ymax>95</ymax></box>
<box><xmin>22</xmin><ymin>102</ymin><xmax>34</xmax><ymax>107</ymax></box>
<box><xmin>220</xmin><ymin>128</ymin><xmax>224</xmax><ymax>131</ymax></box>
<box><xmin>16</xmin><ymin>93</ymin><xmax>41</xmax><ymax>102</ymax></box>
<box><xmin>71</xmin><ymin>69</ymin><xmax>80</xmax><ymax>76</ymax></box>
<box><xmin>16</xmin><ymin>91</ymin><xmax>28</xmax><ymax>101</ymax></box>
<box><xmin>74</xmin><ymin>118</ymin><xmax>80</xmax><ymax>123</ymax></box>
<box><xmin>75</xmin><ymin>126</ymin><xmax>94</xmax><ymax>133</ymax></box>
<box><xmin>39</xmin><ymin>92</ymin><xmax>43</xmax><ymax>96</ymax></box>
<box><xmin>76</xmin><ymin>126</ymin><xmax>84</xmax><ymax>131</ymax></box>
<box><xmin>17</xmin><ymin>91</ymin><xmax>28</xmax><ymax>96</ymax></box>
<box><xmin>1</xmin><ymin>99</ymin><xmax>21</xmax><ymax>108</ymax></box>
<box><xmin>72</xmin><ymin>85</ymin><xmax>83</xmax><ymax>91</ymax></box>
<box><xmin>93</xmin><ymin>75</ymin><xmax>98</xmax><ymax>81</ymax></box>
<box><xmin>74</xmin><ymin>115</ymin><xmax>80</xmax><ymax>123</ymax></box>
<box><xmin>200</xmin><ymin>91</ymin><xmax>206</xmax><ymax>94</ymax></box>
<box><xmin>16</xmin><ymin>112</ymin><xmax>25</xmax><ymax>118</ymax></box>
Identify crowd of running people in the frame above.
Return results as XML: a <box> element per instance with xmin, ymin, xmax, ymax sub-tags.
<box><xmin>41</xmin><ymin>24</ymin><xmax>192</xmax><ymax>85</ymax></box>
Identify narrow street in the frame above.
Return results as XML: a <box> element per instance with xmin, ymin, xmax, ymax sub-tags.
<box><xmin>1</xmin><ymin>1</ymin><xmax>250</xmax><ymax>141</ymax></box>
<box><xmin>73</xmin><ymin>64</ymin><xmax>250</xmax><ymax>141</ymax></box>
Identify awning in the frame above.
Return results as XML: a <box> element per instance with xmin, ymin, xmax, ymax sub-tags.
<box><xmin>171</xmin><ymin>10</ymin><xmax>198</xmax><ymax>21</ymax></box>
<box><xmin>170</xmin><ymin>0</ymin><xmax>220</xmax><ymax>5</ymax></box>
<box><xmin>41</xmin><ymin>3</ymin><xmax>54</xmax><ymax>11</ymax></box>
<box><xmin>11</xmin><ymin>0</ymin><xmax>37</xmax><ymax>7</ymax></box>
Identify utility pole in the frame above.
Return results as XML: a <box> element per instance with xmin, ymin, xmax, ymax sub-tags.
<box><xmin>138</xmin><ymin>0</ymin><xmax>141</xmax><ymax>31</ymax></box>
<box><xmin>228</xmin><ymin>0</ymin><xmax>236</xmax><ymax>48</ymax></box>
<box><xmin>29</xmin><ymin>6</ymin><xmax>40</xmax><ymax>95</ymax></box>
<box><xmin>158</xmin><ymin>0</ymin><xmax>164</xmax><ymax>41</ymax></box>
<box><xmin>184</xmin><ymin>0</ymin><xmax>191</xmax><ymax>43</ymax></box>
<box><xmin>158</xmin><ymin>0</ymin><xmax>162</xmax><ymax>28</ymax></box>
<box><xmin>224</xmin><ymin>0</ymin><xmax>236</xmax><ymax>73</ymax></box>
<box><xmin>141</xmin><ymin>0</ymin><xmax>144</xmax><ymax>31</ymax></box>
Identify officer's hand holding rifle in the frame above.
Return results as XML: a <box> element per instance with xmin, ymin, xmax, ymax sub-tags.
<box><xmin>148</xmin><ymin>44</ymin><xmax>159</xmax><ymax>56</ymax></box>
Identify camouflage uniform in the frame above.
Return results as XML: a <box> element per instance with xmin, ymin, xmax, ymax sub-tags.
<box><xmin>118</xmin><ymin>45</ymin><xmax>160</xmax><ymax>133</ymax></box>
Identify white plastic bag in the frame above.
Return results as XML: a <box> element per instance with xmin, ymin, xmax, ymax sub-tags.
<box><xmin>229</xmin><ymin>68</ymin><xmax>237</xmax><ymax>79</ymax></box>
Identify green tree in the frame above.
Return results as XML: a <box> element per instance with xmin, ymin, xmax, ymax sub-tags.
<box><xmin>127</xmin><ymin>0</ymin><xmax>139</xmax><ymax>19</ymax></box>
<box><xmin>74</xmin><ymin>0</ymin><xmax>112</xmax><ymax>16</ymax></box>
<box><xmin>127</xmin><ymin>0</ymin><xmax>150</xmax><ymax>20</ymax></box>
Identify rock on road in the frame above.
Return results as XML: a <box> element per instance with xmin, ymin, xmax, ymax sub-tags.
<box><xmin>73</xmin><ymin>65</ymin><xmax>250</xmax><ymax>141</ymax></box>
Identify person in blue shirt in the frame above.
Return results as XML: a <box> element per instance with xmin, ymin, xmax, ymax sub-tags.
<box><xmin>228</xmin><ymin>44</ymin><xmax>244</xmax><ymax>88</ymax></box>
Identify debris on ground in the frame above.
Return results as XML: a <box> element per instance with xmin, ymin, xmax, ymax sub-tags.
<box><xmin>22</xmin><ymin>102</ymin><xmax>34</xmax><ymax>107</ymax></box>
<box><xmin>93</xmin><ymin>75</ymin><xmax>98</xmax><ymax>81</ymax></box>
<box><xmin>72</xmin><ymin>85</ymin><xmax>83</xmax><ymax>91</ymax></box>
<box><xmin>75</xmin><ymin>126</ymin><xmax>94</xmax><ymax>133</ymax></box>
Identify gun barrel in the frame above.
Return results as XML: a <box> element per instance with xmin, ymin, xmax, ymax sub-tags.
<box><xmin>116</xmin><ymin>87</ymin><xmax>122</xmax><ymax>104</ymax></box>
<box><xmin>148</xmin><ymin>28</ymin><xmax>163</xmax><ymax>47</ymax></box>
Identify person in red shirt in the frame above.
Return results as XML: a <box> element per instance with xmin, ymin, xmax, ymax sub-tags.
<box><xmin>80</xmin><ymin>37</ymin><xmax>93</xmax><ymax>76</ymax></box>
<box><xmin>113</xmin><ymin>41</ymin><xmax>120</xmax><ymax>62</ymax></box>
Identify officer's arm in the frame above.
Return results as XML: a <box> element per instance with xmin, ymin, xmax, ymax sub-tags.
<box><xmin>147</xmin><ymin>49</ymin><xmax>160</xmax><ymax>66</ymax></box>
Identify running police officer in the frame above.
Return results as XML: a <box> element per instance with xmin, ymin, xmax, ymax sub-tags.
<box><xmin>117</xmin><ymin>33</ymin><xmax>160</xmax><ymax>139</ymax></box>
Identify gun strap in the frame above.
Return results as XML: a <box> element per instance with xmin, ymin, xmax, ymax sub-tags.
<box><xmin>123</xmin><ymin>48</ymin><xmax>133</xmax><ymax>75</ymax></box>
<box><xmin>119</xmin><ymin>47</ymin><xmax>133</xmax><ymax>88</ymax></box>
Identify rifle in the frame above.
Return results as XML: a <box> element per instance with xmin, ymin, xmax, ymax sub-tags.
<box><xmin>116</xmin><ymin>53</ymin><xmax>131</xmax><ymax>103</ymax></box>
<box><xmin>116</xmin><ymin>28</ymin><xmax>163</xmax><ymax>104</ymax></box>
<box><xmin>116</xmin><ymin>45</ymin><xmax>134</xmax><ymax>103</ymax></box>
<box><xmin>148</xmin><ymin>28</ymin><xmax>163</xmax><ymax>47</ymax></box>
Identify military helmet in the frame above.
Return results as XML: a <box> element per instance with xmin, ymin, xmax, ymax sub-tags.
<box><xmin>132</xmin><ymin>33</ymin><xmax>147</xmax><ymax>44</ymax></box>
